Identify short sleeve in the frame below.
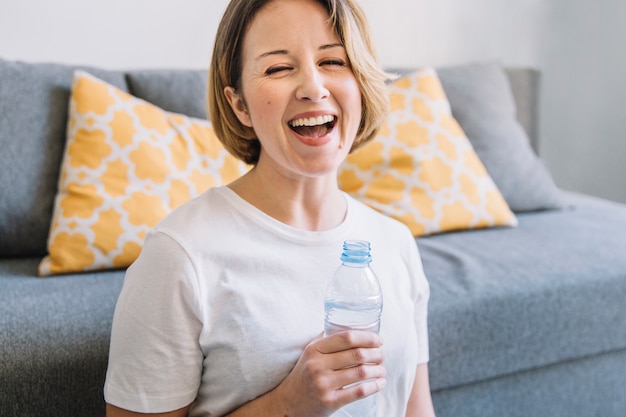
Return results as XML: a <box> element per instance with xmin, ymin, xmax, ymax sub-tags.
<box><xmin>104</xmin><ymin>229</ymin><xmax>204</xmax><ymax>413</ymax></box>
<box><xmin>409</xmin><ymin>235</ymin><xmax>430</xmax><ymax>364</ymax></box>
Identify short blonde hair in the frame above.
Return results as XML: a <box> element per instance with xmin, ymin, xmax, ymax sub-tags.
<box><xmin>208</xmin><ymin>0</ymin><xmax>389</xmax><ymax>165</ymax></box>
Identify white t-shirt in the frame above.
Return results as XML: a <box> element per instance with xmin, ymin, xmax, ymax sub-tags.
<box><xmin>104</xmin><ymin>186</ymin><xmax>430</xmax><ymax>417</ymax></box>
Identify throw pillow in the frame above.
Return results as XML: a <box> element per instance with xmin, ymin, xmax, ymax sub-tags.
<box><xmin>0</xmin><ymin>58</ymin><xmax>127</xmax><ymax>257</ymax></box>
<box><xmin>338</xmin><ymin>68</ymin><xmax>517</xmax><ymax>237</ymax></box>
<box><xmin>437</xmin><ymin>62</ymin><xmax>563</xmax><ymax>212</ymax></box>
<box><xmin>39</xmin><ymin>71</ymin><xmax>249</xmax><ymax>276</ymax></box>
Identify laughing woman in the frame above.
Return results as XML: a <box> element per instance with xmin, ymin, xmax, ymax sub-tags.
<box><xmin>104</xmin><ymin>1</ymin><xmax>436</xmax><ymax>416</ymax></box>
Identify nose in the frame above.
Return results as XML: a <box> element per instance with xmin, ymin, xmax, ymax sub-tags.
<box><xmin>295</xmin><ymin>66</ymin><xmax>329</xmax><ymax>102</ymax></box>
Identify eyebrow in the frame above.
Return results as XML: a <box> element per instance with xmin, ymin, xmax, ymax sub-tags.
<box><xmin>320</xmin><ymin>43</ymin><xmax>344</xmax><ymax>51</ymax></box>
<box><xmin>256</xmin><ymin>43</ymin><xmax>345</xmax><ymax>60</ymax></box>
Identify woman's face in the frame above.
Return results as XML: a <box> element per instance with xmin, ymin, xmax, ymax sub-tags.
<box><xmin>225</xmin><ymin>0</ymin><xmax>362</xmax><ymax>180</ymax></box>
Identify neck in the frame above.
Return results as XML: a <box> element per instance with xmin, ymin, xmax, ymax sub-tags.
<box><xmin>228</xmin><ymin>166</ymin><xmax>347</xmax><ymax>231</ymax></box>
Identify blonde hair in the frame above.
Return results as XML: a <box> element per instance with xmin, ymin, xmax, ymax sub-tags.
<box><xmin>208</xmin><ymin>0</ymin><xmax>389</xmax><ymax>165</ymax></box>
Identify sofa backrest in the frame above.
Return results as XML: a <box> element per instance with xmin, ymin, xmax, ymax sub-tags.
<box><xmin>0</xmin><ymin>59</ymin><xmax>539</xmax><ymax>258</ymax></box>
<box><xmin>501</xmin><ymin>68</ymin><xmax>541</xmax><ymax>154</ymax></box>
<box><xmin>0</xmin><ymin>59</ymin><xmax>128</xmax><ymax>257</ymax></box>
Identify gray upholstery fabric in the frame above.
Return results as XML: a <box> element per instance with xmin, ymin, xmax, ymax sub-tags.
<box><xmin>437</xmin><ymin>62</ymin><xmax>564</xmax><ymax>212</ymax></box>
<box><xmin>2</xmin><ymin>60</ymin><xmax>625</xmax><ymax>417</ymax></box>
<box><xmin>126</xmin><ymin>69</ymin><xmax>208</xmax><ymax>119</ymax></box>
<box><xmin>0</xmin><ymin>59</ymin><xmax>127</xmax><ymax>257</ymax></box>
<box><xmin>505</xmin><ymin>68</ymin><xmax>541</xmax><ymax>153</ymax></box>
<box><xmin>432</xmin><ymin>349</ymin><xmax>626</xmax><ymax>417</ymax></box>
<box><xmin>420</xmin><ymin>192</ymin><xmax>626</xmax><ymax>390</ymax></box>
<box><xmin>0</xmin><ymin>258</ymin><xmax>125</xmax><ymax>417</ymax></box>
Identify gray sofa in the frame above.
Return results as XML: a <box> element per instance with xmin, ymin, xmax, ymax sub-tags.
<box><xmin>1</xmin><ymin>57</ymin><xmax>625</xmax><ymax>417</ymax></box>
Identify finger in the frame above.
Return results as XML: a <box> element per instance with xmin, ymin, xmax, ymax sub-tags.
<box><xmin>333</xmin><ymin>361</ymin><xmax>386</xmax><ymax>388</ymax></box>
<box><xmin>327</xmin><ymin>344</ymin><xmax>385</xmax><ymax>372</ymax></box>
<box><xmin>333</xmin><ymin>373</ymin><xmax>387</xmax><ymax>405</ymax></box>
<box><xmin>315</xmin><ymin>344</ymin><xmax>385</xmax><ymax>395</ymax></box>
<box><xmin>317</xmin><ymin>330</ymin><xmax>383</xmax><ymax>354</ymax></box>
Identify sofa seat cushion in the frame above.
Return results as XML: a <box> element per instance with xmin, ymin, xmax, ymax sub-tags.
<box><xmin>0</xmin><ymin>259</ymin><xmax>124</xmax><ymax>416</ymax></box>
<box><xmin>421</xmin><ymin>192</ymin><xmax>626</xmax><ymax>390</ymax></box>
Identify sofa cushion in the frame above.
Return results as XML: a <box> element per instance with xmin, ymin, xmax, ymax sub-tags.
<box><xmin>39</xmin><ymin>71</ymin><xmax>248</xmax><ymax>275</ymax></box>
<box><xmin>504</xmin><ymin>67</ymin><xmax>541</xmax><ymax>152</ymax></box>
<box><xmin>339</xmin><ymin>67</ymin><xmax>517</xmax><ymax>237</ymax></box>
<box><xmin>0</xmin><ymin>258</ymin><xmax>125</xmax><ymax>416</ymax></box>
<box><xmin>437</xmin><ymin>62</ymin><xmax>563</xmax><ymax>212</ymax></box>
<box><xmin>421</xmin><ymin>192</ymin><xmax>626</xmax><ymax>390</ymax></box>
<box><xmin>432</xmin><ymin>349</ymin><xmax>626</xmax><ymax>417</ymax></box>
<box><xmin>126</xmin><ymin>69</ymin><xmax>208</xmax><ymax>120</ymax></box>
<box><xmin>0</xmin><ymin>58</ymin><xmax>127</xmax><ymax>257</ymax></box>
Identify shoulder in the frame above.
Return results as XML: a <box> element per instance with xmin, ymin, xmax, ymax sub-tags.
<box><xmin>153</xmin><ymin>187</ymin><xmax>242</xmax><ymax>242</ymax></box>
<box><xmin>132</xmin><ymin>187</ymin><xmax>242</xmax><ymax>266</ymax></box>
<box><xmin>157</xmin><ymin>187</ymin><xmax>230</xmax><ymax>229</ymax></box>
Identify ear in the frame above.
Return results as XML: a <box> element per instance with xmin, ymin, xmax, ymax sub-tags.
<box><xmin>224</xmin><ymin>86</ymin><xmax>252</xmax><ymax>127</ymax></box>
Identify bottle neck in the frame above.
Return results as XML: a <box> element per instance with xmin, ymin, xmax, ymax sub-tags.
<box><xmin>340</xmin><ymin>240</ymin><xmax>372</xmax><ymax>265</ymax></box>
<box><xmin>341</xmin><ymin>260</ymin><xmax>370</xmax><ymax>268</ymax></box>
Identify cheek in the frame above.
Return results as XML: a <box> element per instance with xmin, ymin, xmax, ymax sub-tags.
<box><xmin>244</xmin><ymin>89</ymin><xmax>276</xmax><ymax>127</ymax></box>
<box><xmin>344</xmin><ymin>80</ymin><xmax>363</xmax><ymax>125</ymax></box>
<box><xmin>344</xmin><ymin>78</ymin><xmax>363</xmax><ymax>112</ymax></box>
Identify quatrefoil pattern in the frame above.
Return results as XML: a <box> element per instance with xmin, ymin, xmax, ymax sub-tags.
<box><xmin>339</xmin><ymin>68</ymin><xmax>517</xmax><ymax>236</ymax></box>
<box><xmin>39</xmin><ymin>71</ymin><xmax>249</xmax><ymax>276</ymax></box>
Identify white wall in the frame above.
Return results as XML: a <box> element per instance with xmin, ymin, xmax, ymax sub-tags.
<box><xmin>0</xmin><ymin>0</ymin><xmax>547</xmax><ymax>69</ymax></box>
<box><xmin>360</xmin><ymin>0</ymin><xmax>549</xmax><ymax>69</ymax></box>
<box><xmin>0</xmin><ymin>0</ymin><xmax>224</xmax><ymax>69</ymax></box>
<box><xmin>1</xmin><ymin>0</ymin><xmax>625</xmax><ymax>202</ymax></box>
<box><xmin>539</xmin><ymin>0</ymin><xmax>626</xmax><ymax>203</ymax></box>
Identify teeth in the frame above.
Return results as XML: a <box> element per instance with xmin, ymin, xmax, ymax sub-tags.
<box><xmin>290</xmin><ymin>115</ymin><xmax>335</xmax><ymax>127</ymax></box>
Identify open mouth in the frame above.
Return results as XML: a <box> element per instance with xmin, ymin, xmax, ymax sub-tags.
<box><xmin>288</xmin><ymin>115</ymin><xmax>337</xmax><ymax>139</ymax></box>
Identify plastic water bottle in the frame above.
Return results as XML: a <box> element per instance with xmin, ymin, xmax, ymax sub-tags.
<box><xmin>324</xmin><ymin>240</ymin><xmax>383</xmax><ymax>417</ymax></box>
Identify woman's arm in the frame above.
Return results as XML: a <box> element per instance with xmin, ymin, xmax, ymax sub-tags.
<box><xmin>405</xmin><ymin>363</ymin><xmax>436</xmax><ymax>417</ymax></box>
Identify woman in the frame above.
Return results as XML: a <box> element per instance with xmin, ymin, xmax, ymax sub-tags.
<box><xmin>104</xmin><ymin>0</ymin><xmax>435</xmax><ymax>416</ymax></box>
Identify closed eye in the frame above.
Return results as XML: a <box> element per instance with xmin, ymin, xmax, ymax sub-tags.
<box><xmin>321</xmin><ymin>59</ymin><xmax>346</xmax><ymax>67</ymax></box>
<box><xmin>265</xmin><ymin>66</ymin><xmax>293</xmax><ymax>76</ymax></box>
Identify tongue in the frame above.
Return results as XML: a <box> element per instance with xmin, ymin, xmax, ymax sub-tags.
<box><xmin>292</xmin><ymin>124</ymin><xmax>331</xmax><ymax>138</ymax></box>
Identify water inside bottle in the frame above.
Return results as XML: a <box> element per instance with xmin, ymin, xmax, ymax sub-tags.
<box><xmin>324</xmin><ymin>300</ymin><xmax>382</xmax><ymax>336</ymax></box>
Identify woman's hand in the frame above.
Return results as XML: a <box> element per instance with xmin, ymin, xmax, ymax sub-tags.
<box><xmin>225</xmin><ymin>331</ymin><xmax>385</xmax><ymax>417</ymax></box>
<box><xmin>270</xmin><ymin>330</ymin><xmax>386</xmax><ymax>417</ymax></box>
<box><xmin>107</xmin><ymin>332</ymin><xmax>386</xmax><ymax>417</ymax></box>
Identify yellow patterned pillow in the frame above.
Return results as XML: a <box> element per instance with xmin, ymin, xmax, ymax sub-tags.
<box><xmin>39</xmin><ymin>71</ymin><xmax>249</xmax><ymax>276</ymax></box>
<box><xmin>339</xmin><ymin>68</ymin><xmax>517</xmax><ymax>236</ymax></box>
